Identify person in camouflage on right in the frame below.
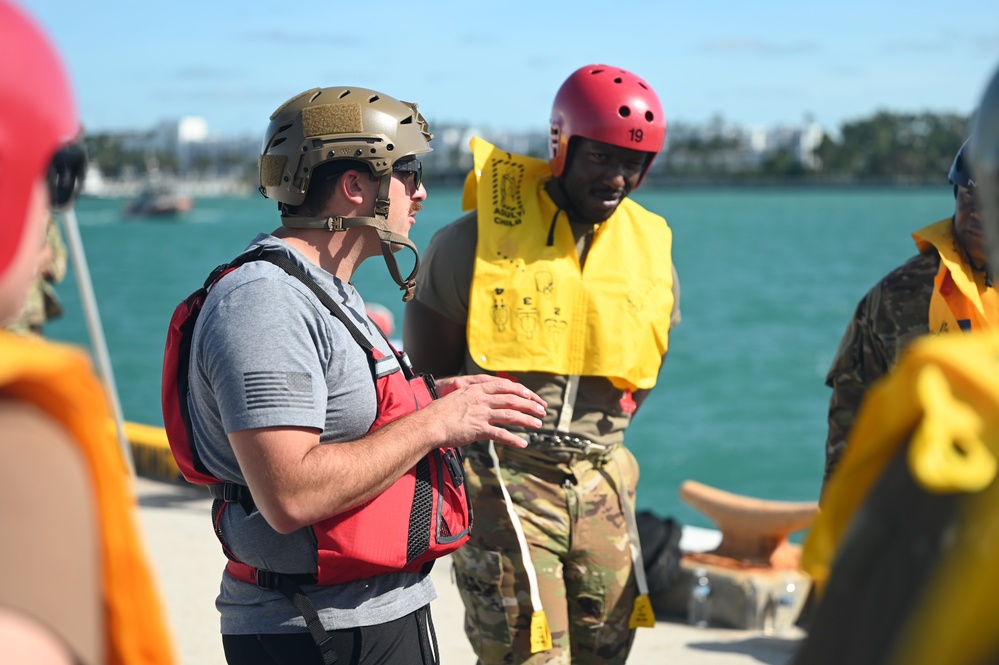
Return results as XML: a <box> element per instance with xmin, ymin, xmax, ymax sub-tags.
<box><xmin>822</xmin><ymin>137</ymin><xmax>997</xmax><ymax>494</ymax></box>
<box><xmin>793</xmin><ymin>61</ymin><xmax>999</xmax><ymax>665</ymax></box>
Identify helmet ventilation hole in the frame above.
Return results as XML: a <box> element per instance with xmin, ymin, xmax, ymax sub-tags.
<box><xmin>386</xmin><ymin>144</ymin><xmax>395</xmax><ymax>151</ymax></box>
<box><xmin>368</xmin><ymin>95</ymin><xmax>380</xmax><ymax>103</ymax></box>
<box><xmin>619</xmin><ymin>106</ymin><xmax>631</xmax><ymax>118</ymax></box>
<box><xmin>401</xmin><ymin>115</ymin><xmax>413</xmax><ymax>125</ymax></box>
<box><xmin>614</xmin><ymin>77</ymin><xmax>623</xmax><ymax>84</ymax></box>
<box><xmin>645</xmin><ymin>111</ymin><xmax>655</xmax><ymax>122</ymax></box>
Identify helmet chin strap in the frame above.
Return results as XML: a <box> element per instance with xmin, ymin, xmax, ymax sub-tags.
<box><xmin>281</xmin><ymin>174</ymin><xmax>420</xmax><ymax>302</ymax></box>
<box><xmin>550</xmin><ymin>175</ymin><xmax>589</xmax><ymax>225</ymax></box>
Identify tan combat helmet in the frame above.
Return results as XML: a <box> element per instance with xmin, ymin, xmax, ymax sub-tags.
<box><xmin>971</xmin><ymin>64</ymin><xmax>999</xmax><ymax>271</ymax></box>
<box><xmin>258</xmin><ymin>86</ymin><xmax>433</xmax><ymax>301</ymax></box>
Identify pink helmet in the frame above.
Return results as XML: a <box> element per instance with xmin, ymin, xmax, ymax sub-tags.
<box><xmin>0</xmin><ymin>0</ymin><xmax>79</xmax><ymax>276</ymax></box>
<box><xmin>548</xmin><ymin>64</ymin><xmax>666</xmax><ymax>187</ymax></box>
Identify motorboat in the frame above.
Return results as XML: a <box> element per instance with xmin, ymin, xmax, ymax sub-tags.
<box><xmin>123</xmin><ymin>184</ymin><xmax>194</xmax><ymax>217</ymax></box>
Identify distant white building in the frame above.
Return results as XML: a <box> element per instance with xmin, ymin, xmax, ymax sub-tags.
<box><xmin>764</xmin><ymin>122</ymin><xmax>825</xmax><ymax>170</ymax></box>
<box><xmin>147</xmin><ymin>116</ymin><xmax>208</xmax><ymax>151</ymax></box>
<box><xmin>177</xmin><ymin>116</ymin><xmax>209</xmax><ymax>143</ymax></box>
<box><xmin>797</xmin><ymin>122</ymin><xmax>825</xmax><ymax>170</ymax></box>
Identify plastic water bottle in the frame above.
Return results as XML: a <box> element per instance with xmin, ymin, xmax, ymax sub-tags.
<box><xmin>743</xmin><ymin>580</ymin><xmax>763</xmax><ymax>631</ymax></box>
<box><xmin>772</xmin><ymin>579</ymin><xmax>798</xmax><ymax>635</ymax></box>
<box><xmin>687</xmin><ymin>568</ymin><xmax>712</xmax><ymax>628</ymax></box>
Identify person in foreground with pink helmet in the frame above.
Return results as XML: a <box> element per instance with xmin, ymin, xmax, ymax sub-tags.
<box><xmin>404</xmin><ymin>64</ymin><xmax>680</xmax><ymax>664</ymax></box>
<box><xmin>0</xmin><ymin>2</ymin><xmax>176</xmax><ymax>664</ymax></box>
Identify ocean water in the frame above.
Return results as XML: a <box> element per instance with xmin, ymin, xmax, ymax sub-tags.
<box><xmin>45</xmin><ymin>185</ymin><xmax>955</xmax><ymax>531</ymax></box>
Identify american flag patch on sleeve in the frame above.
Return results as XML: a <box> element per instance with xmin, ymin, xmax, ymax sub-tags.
<box><xmin>243</xmin><ymin>371</ymin><xmax>313</xmax><ymax>410</ymax></box>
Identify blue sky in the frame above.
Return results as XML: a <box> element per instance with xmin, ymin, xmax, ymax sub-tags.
<box><xmin>18</xmin><ymin>0</ymin><xmax>999</xmax><ymax>140</ymax></box>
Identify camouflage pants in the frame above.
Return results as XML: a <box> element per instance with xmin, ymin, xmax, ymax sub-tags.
<box><xmin>452</xmin><ymin>443</ymin><xmax>640</xmax><ymax>665</ymax></box>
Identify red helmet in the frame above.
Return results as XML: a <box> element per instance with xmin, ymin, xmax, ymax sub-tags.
<box><xmin>548</xmin><ymin>64</ymin><xmax>666</xmax><ymax>186</ymax></box>
<box><xmin>0</xmin><ymin>0</ymin><xmax>79</xmax><ymax>276</ymax></box>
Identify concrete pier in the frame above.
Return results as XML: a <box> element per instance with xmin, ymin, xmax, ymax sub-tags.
<box><xmin>134</xmin><ymin>476</ymin><xmax>806</xmax><ymax>664</ymax></box>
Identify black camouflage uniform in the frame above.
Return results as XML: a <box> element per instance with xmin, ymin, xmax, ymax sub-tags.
<box><xmin>823</xmin><ymin>250</ymin><xmax>939</xmax><ymax>491</ymax></box>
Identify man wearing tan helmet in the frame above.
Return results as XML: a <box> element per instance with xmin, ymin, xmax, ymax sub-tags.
<box><xmin>404</xmin><ymin>64</ymin><xmax>680</xmax><ymax>664</ymax></box>
<box><xmin>175</xmin><ymin>86</ymin><xmax>546</xmax><ymax>664</ymax></box>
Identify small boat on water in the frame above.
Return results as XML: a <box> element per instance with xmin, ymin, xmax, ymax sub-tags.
<box><xmin>123</xmin><ymin>184</ymin><xmax>194</xmax><ymax>218</ymax></box>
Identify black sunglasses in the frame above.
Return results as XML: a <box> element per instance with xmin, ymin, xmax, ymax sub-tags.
<box><xmin>391</xmin><ymin>158</ymin><xmax>423</xmax><ymax>191</ymax></box>
<box><xmin>47</xmin><ymin>141</ymin><xmax>88</xmax><ymax>209</ymax></box>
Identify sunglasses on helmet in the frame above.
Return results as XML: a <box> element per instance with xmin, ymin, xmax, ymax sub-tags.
<box><xmin>47</xmin><ymin>141</ymin><xmax>88</xmax><ymax>209</ymax></box>
<box><xmin>391</xmin><ymin>158</ymin><xmax>423</xmax><ymax>191</ymax></box>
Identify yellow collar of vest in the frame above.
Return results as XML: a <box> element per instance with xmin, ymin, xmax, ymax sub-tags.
<box><xmin>464</xmin><ymin>138</ymin><xmax>674</xmax><ymax>391</ymax></box>
<box><xmin>914</xmin><ymin>218</ymin><xmax>992</xmax><ymax>318</ymax></box>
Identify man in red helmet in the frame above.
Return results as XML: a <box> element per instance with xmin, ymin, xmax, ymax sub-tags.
<box><xmin>404</xmin><ymin>64</ymin><xmax>679</xmax><ymax>664</ymax></box>
<box><xmin>0</xmin><ymin>1</ymin><xmax>176</xmax><ymax>664</ymax></box>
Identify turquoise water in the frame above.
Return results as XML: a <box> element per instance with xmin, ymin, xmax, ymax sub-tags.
<box><xmin>46</xmin><ymin>186</ymin><xmax>955</xmax><ymax>530</ymax></box>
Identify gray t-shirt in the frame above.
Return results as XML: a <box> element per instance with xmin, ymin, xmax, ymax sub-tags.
<box><xmin>188</xmin><ymin>233</ymin><xmax>435</xmax><ymax>634</ymax></box>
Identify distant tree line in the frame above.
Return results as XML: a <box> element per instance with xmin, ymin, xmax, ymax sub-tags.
<box><xmin>654</xmin><ymin>111</ymin><xmax>970</xmax><ymax>187</ymax></box>
<box><xmin>82</xmin><ymin>110</ymin><xmax>972</xmax><ymax>188</ymax></box>
<box><xmin>812</xmin><ymin>111</ymin><xmax>970</xmax><ymax>184</ymax></box>
<box><xmin>85</xmin><ymin>133</ymin><xmax>179</xmax><ymax>177</ymax></box>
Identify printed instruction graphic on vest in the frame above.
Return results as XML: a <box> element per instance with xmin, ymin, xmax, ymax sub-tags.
<box><xmin>490</xmin><ymin>274</ymin><xmax>568</xmax><ymax>344</ymax></box>
<box><xmin>535</xmin><ymin>271</ymin><xmax>554</xmax><ymax>298</ymax></box>
<box><xmin>491</xmin><ymin>156</ymin><xmax>525</xmax><ymax>227</ymax></box>
<box><xmin>491</xmin><ymin>290</ymin><xmax>510</xmax><ymax>332</ymax></box>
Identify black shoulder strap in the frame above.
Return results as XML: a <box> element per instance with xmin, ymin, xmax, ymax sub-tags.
<box><xmin>222</xmin><ymin>247</ymin><xmax>375</xmax><ymax>353</ymax></box>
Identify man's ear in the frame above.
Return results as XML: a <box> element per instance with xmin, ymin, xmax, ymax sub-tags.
<box><xmin>339</xmin><ymin>168</ymin><xmax>373</xmax><ymax>205</ymax></box>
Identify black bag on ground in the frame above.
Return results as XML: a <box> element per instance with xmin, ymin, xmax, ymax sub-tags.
<box><xmin>636</xmin><ymin>510</ymin><xmax>683</xmax><ymax>599</ymax></box>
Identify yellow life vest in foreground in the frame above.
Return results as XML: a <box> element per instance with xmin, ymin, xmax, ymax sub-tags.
<box><xmin>0</xmin><ymin>331</ymin><xmax>177</xmax><ymax>665</ymax></box>
<box><xmin>802</xmin><ymin>332</ymin><xmax>999</xmax><ymax>665</ymax></box>
<box><xmin>463</xmin><ymin>137</ymin><xmax>674</xmax><ymax>391</ymax></box>
<box><xmin>913</xmin><ymin>218</ymin><xmax>999</xmax><ymax>334</ymax></box>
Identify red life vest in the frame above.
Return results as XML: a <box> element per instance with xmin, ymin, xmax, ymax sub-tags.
<box><xmin>224</xmin><ymin>342</ymin><xmax>472</xmax><ymax>585</ymax></box>
<box><xmin>161</xmin><ymin>248</ymin><xmax>472</xmax><ymax>587</ymax></box>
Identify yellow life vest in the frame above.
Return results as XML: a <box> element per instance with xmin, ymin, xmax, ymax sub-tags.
<box><xmin>0</xmin><ymin>331</ymin><xmax>177</xmax><ymax>665</ymax></box>
<box><xmin>801</xmin><ymin>332</ymin><xmax>999</xmax><ymax>665</ymax></box>
<box><xmin>913</xmin><ymin>218</ymin><xmax>999</xmax><ymax>334</ymax></box>
<box><xmin>463</xmin><ymin>137</ymin><xmax>674</xmax><ymax>391</ymax></box>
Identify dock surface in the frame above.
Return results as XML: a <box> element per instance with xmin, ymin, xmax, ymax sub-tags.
<box><xmin>134</xmin><ymin>476</ymin><xmax>805</xmax><ymax>664</ymax></box>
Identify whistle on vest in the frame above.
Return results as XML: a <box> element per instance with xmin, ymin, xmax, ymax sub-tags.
<box><xmin>620</xmin><ymin>390</ymin><xmax>637</xmax><ymax>415</ymax></box>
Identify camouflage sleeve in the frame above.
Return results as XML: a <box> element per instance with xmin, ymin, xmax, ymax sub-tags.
<box><xmin>822</xmin><ymin>252</ymin><xmax>937</xmax><ymax>490</ymax></box>
<box><xmin>43</xmin><ymin>215</ymin><xmax>68</xmax><ymax>283</ymax></box>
